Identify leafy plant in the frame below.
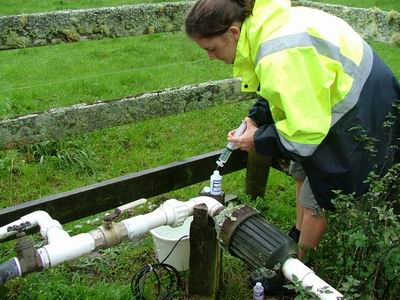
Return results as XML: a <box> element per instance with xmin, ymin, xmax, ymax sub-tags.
<box><xmin>307</xmin><ymin>101</ymin><xmax>400</xmax><ymax>299</ymax></box>
<box><xmin>284</xmin><ymin>274</ymin><xmax>319</xmax><ymax>299</ymax></box>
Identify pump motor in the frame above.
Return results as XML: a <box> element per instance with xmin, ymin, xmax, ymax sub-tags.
<box><xmin>218</xmin><ymin>205</ymin><xmax>298</xmax><ymax>274</ymax></box>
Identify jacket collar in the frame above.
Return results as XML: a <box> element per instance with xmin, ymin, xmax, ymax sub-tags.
<box><xmin>233</xmin><ymin>0</ymin><xmax>291</xmax><ymax>92</ymax></box>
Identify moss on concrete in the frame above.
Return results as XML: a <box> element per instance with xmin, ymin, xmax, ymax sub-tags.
<box><xmin>297</xmin><ymin>0</ymin><xmax>400</xmax><ymax>44</ymax></box>
<box><xmin>0</xmin><ymin>79</ymin><xmax>256</xmax><ymax>150</ymax></box>
<box><xmin>0</xmin><ymin>3</ymin><xmax>192</xmax><ymax>50</ymax></box>
<box><xmin>392</xmin><ymin>32</ymin><xmax>400</xmax><ymax>46</ymax></box>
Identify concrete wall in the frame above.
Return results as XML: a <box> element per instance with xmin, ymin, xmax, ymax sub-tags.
<box><xmin>0</xmin><ymin>1</ymin><xmax>399</xmax><ymax>50</ymax></box>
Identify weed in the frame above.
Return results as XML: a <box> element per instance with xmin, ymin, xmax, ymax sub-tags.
<box><xmin>387</xmin><ymin>9</ymin><xmax>400</xmax><ymax>24</ymax></box>
<box><xmin>392</xmin><ymin>32</ymin><xmax>400</xmax><ymax>47</ymax></box>
<box><xmin>19</xmin><ymin>139</ymin><xmax>95</xmax><ymax>174</ymax></box>
<box><xmin>62</xmin><ymin>29</ymin><xmax>81</xmax><ymax>42</ymax></box>
<box><xmin>5</xmin><ymin>31</ymin><xmax>29</xmax><ymax>48</ymax></box>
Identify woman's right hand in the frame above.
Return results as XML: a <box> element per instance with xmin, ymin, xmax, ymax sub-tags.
<box><xmin>227</xmin><ymin>117</ymin><xmax>258</xmax><ymax>152</ymax></box>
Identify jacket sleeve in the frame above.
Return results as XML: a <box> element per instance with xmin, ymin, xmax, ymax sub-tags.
<box><xmin>254</xmin><ymin>47</ymin><xmax>335</xmax><ymax>159</ymax></box>
<box><xmin>248</xmin><ymin>97</ymin><xmax>274</xmax><ymax>127</ymax></box>
<box><xmin>254</xmin><ymin>124</ymin><xmax>302</xmax><ymax>161</ymax></box>
<box><xmin>248</xmin><ymin>98</ymin><xmax>298</xmax><ymax>160</ymax></box>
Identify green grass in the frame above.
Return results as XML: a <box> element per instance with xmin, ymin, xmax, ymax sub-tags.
<box><xmin>369</xmin><ymin>40</ymin><xmax>400</xmax><ymax>78</ymax></box>
<box><xmin>1</xmin><ymin>36</ymin><xmax>398</xmax><ymax>121</ymax></box>
<box><xmin>0</xmin><ymin>32</ymin><xmax>231</xmax><ymax>119</ymax></box>
<box><xmin>0</xmin><ymin>0</ymin><xmax>182</xmax><ymax>16</ymax></box>
<box><xmin>0</xmin><ymin>1</ymin><xmax>400</xmax><ymax>297</ymax></box>
<box><xmin>309</xmin><ymin>0</ymin><xmax>400</xmax><ymax>11</ymax></box>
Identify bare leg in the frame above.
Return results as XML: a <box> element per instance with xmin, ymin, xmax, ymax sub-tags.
<box><xmin>298</xmin><ymin>207</ymin><xmax>327</xmax><ymax>260</ymax></box>
<box><xmin>295</xmin><ymin>179</ymin><xmax>304</xmax><ymax>230</ymax></box>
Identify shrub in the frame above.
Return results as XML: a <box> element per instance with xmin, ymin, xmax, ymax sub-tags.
<box><xmin>307</xmin><ymin>101</ymin><xmax>400</xmax><ymax>299</ymax></box>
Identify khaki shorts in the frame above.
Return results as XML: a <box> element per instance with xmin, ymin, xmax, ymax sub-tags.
<box><xmin>289</xmin><ymin>161</ymin><xmax>323</xmax><ymax>217</ymax></box>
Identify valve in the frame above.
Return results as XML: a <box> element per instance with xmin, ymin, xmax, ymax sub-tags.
<box><xmin>7</xmin><ymin>221</ymin><xmax>43</xmax><ymax>275</ymax></box>
<box><xmin>103</xmin><ymin>198</ymin><xmax>147</xmax><ymax>229</ymax></box>
<box><xmin>91</xmin><ymin>199</ymin><xmax>148</xmax><ymax>249</ymax></box>
<box><xmin>7</xmin><ymin>221</ymin><xmax>31</xmax><ymax>236</ymax></box>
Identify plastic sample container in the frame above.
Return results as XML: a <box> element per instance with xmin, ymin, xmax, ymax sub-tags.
<box><xmin>149</xmin><ymin>216</ymin><xmax>192</xmax><ymax>271</ymax></box>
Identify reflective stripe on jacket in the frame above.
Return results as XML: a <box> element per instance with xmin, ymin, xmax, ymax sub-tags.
<box><xmin>234</xmin><ymin>0</ymin><xmax>372</xmax><ymax>157</ymax></box>
<box><xmin>234</xmin><ymin>0</ymin><xmax>400</xmax><ymax>209</ymax></box>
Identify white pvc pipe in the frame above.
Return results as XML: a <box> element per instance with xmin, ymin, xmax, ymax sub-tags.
<box><xmin>282</xmin><ymin>258</ymin><xmax>343</xmax><ymax>300</ymax></box>
<box><xmin>0</xmin><ymin>210</ymin><xmax>62</xmax><ymax>240</ymax></box>
<box><xmin>122</xmin><ymin>196</ymin><xmax>223</xmax><ymax>239</ymax></box>
<box><xmin>46</xmin><ymin>226</ymin><xmax>71</xmax><ymax>244</ymax></box>
<box><xmin>2</xmin><ymin>197</ymin><xmax>223</xmax><ymax>274</ymax></box>
<box><xmin>186</xmin><ymin>196</ymin><xmax>224</xmax><ymax>217</ymax></box>
<box><xmin>37</xmin><ymin>233</ymin><xmax>95</xmax><ymax>268</ymax></box>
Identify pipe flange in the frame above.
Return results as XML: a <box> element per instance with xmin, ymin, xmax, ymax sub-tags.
<box><xmin>161</xmin><ymin>199</ymin><xmax>190</xmax><ymax>227</ymax></box>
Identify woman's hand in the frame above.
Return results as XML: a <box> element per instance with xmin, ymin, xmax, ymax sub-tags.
<box><xmin>227</xmin><ymin>117</ymin><xmax>258</xmax><ymax>152</ymax></box>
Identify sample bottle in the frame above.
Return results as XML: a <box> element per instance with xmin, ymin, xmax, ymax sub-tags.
<box><xmin>253</xmin><ymin>282</ymin><xmax>264</xmax><ymax>300</ymax></box>
<box><xmin>210</xmin><ymin>170</ymin><xmax>222</xmax><ymax>195</ymax></box>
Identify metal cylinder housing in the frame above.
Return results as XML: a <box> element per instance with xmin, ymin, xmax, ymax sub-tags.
<box><xmin>219</xmin><ymin>205</ymin><xmax>298</xmax><ymax>271</ymax></box>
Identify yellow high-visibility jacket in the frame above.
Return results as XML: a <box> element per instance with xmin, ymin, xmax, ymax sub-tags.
<box><xmin>233</xmin><ymin>0</ymin><xmax>400</xmax><ymax>209</ymax></box>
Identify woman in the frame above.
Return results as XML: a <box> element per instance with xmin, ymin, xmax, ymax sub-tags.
<box><xmin>185</xmin><ymin>0</ymin><xmax>400</xmax><ymax>261</ymax></box>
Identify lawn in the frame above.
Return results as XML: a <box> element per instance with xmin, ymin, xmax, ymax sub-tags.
<box><xmin>0</xmin><ymin>0</ymin><xmax>399</xmax><ymax>299</ymax></box>
<box><xmin>0</xmin><ymin>32</ymin><xmax>231</xmax><ymax>119</ymax></box>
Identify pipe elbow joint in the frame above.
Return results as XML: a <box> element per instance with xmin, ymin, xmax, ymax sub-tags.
<box><xmin>188</xmin><ymin>196</ymin><xmax>225</xmax><ymax>217</ymax></box>
<box><xmin>22</xmin><ymin>211</ymin><xmax>62</xmax><ymax>238</ymax></box>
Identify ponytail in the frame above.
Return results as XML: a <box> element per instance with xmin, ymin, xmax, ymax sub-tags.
<box><xmin>185</xmin><ymin>0</ymin><xmax>254</xmax><ymax>38</ymax></box>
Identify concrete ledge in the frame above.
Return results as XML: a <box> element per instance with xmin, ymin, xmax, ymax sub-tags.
<box><xmin>0</xmin><ymin>1</ymin><xmax>399</xmax><ymax>50</ymax></box>
<box><xmin>0</xmin><ymin>78</ymin><xmax>256</xmax><ymax>150</ymax></box>
<box><xmin>0</xmin><ymin>2</ymin><xmax>192</xmax><ymax>50</ymax></box>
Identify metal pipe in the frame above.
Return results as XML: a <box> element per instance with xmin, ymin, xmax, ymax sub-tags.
<box><xmin>0</xmin><ymin>258</ymin><xmax>22</xmax><ymax>285</ymax></box>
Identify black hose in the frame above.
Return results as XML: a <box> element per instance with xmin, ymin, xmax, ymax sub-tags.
<box><xmin>130</xmin><ymin>235</ymin><xmax>188</xmax><ymax>299</ymax></box>
<box><xmin>0</xmin><ymin>257</ymin><xmax>21</xmax><ymax>285</ymax></box>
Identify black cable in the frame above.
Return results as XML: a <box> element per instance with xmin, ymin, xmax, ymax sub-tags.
<box><xmin>131</xmin><ymin>235</ymin><xmax>188</xmax><ymax>300</ymax></box>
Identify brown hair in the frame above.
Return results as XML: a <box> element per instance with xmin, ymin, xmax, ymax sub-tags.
<box><xmin>185</xmin><ymin>0</ymin><xmax>254</xmax><ymax>38</ymax></box>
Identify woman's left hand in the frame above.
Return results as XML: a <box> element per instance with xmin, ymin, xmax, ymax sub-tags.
<box><xmin>227</xmin><ymin>117</ymin><xmax>258</xmax><ymax>152</ymax></box>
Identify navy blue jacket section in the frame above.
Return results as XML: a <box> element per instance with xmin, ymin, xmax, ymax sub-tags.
<box><xmin>251</xmin><ymin>51</ymin><xmax>400</xmax><ymax>210</ymax></box>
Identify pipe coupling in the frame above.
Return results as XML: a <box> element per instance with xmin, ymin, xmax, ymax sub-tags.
<box><xmin>160</xmin><ymin>199</ymin><xmax>190</xmax><ymax>227</ymax></box>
